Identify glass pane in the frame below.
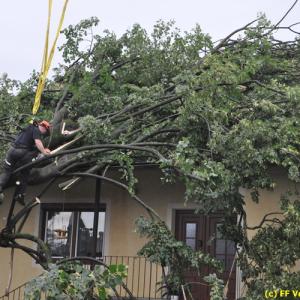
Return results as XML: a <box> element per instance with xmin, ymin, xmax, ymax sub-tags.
<box><xmin>45</xmin><ymin>211</ymin><xmax>73</xmax><ymax>257</ymax></box>
<box><xmin>227</xmin><ymin>240</ymin><xmax>235</xmax><ymax>255</ymax></box>
<box><xmin>216</xmin><ymin>254</ymin><xmax>225</xmax><ymax>265</ymax></box>
<box><xmin>186</xmin><ymin>223</ymin><xmax>196</xmax><ymax>238</ymax></box>
<box><xmin>76</xmin><ymin>212</ymin><xmax>94</xmax><ymax>256</ymax></box>
<box><xmin>186</xmin><ymin>238</ymin><xmax>196</xmax><ymax>250</ymax></box>
<box><xmin>76</xmin><ymin>212</ymin><xmax>106</xmax><ymax>257</ymax></box>
<box><xmin>216</xmin><ymin>239</ymin><xmax>226</xmax><ymax>254</ymax></box>
<box><xmin>96</xmin><ymin>212</ymin><xmax>105</xmax><ymax>257</ymax></box>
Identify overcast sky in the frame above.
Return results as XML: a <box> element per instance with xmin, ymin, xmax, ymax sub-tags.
<box><xmin>0</xmin><ymin>0</ymin><xmax>299</xmax><ymax>81</ymax></box>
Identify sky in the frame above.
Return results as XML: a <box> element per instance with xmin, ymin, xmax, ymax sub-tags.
<box><xmin>0</xmin><ymin>0</ymin><xmax>299</xmax><ymax>82</ymax></box>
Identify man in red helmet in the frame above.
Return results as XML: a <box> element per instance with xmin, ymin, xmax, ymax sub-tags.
<box><xmin>0</xmin><ymin>120</ymin><xmax>51</xmax><ymax>204</ymax></box>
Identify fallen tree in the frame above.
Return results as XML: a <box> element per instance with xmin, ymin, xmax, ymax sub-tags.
<box><xmin>1</xmin><ymin>3</ymin><xmax>300</xmax><ymax>298</ymax></box>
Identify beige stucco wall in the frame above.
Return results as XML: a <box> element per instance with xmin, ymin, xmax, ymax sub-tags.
<box><xmin>0</xmin><ymin>166</ymin><xmax>296</xmax><ymax>295</ymax></box>
<box><xmin>243</xmin><ymin>168</ymin><xmax>295</xmax><ymax>239</ymax></box>
<box><xmin>0</xmin><ymin>167</ymin><xmax>187</xmax><ymax>294</ymax></box>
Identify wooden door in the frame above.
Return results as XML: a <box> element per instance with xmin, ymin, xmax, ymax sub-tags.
<box><xmin>175</xmin><ymin>210</ymin><xmax>236</xmax><ymax>300</ymax></box>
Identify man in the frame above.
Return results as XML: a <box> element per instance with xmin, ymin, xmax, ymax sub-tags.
<box><xmin>0</xmin><ymin>120</ymin><xmax>51</xmax><ymax>204</ymax></box>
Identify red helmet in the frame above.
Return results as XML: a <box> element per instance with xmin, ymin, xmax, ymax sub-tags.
<box><xmin>39</xmin><ymin>120</ymin><xmax>51</xmax><ymax>131</ymax></box>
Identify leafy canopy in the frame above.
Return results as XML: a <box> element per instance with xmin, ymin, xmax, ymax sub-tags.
<box><xmin>1</xmin><ymin>14</ymin><xmax>300</xmax><ymax>298</ymax></box>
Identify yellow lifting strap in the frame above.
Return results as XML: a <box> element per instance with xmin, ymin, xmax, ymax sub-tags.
<box><xmin>32</xmin><ymin>0</ymin><xmax>69</xmax><ymax>115</ymax></box>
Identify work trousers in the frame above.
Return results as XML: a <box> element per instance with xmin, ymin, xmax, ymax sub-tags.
<box><xmin>0</xmin><ymin>147</ymin><xmax>37</xmax><ymax>196</ymax></box>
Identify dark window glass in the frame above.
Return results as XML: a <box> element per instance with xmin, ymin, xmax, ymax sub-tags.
<box><xmin>216</xmin><ymin>254</ymin><xmax>226</xmax><ymax>265</ymax></box>
<box><xmin>216</xmin><ymin>239</ymin><xmax>226</xmax><ymax>254</ymax></box>
<box><xmin>76</xmin><ymin>212</ymin><xmax>105</xmax><ymax>257</ymax></box>
<box><xmin>227</xmin><ymin>240</ymin><xmax>235</xmax><ymax>255</ymax></box>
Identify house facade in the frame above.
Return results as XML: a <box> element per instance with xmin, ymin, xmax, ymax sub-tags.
<box><xmin>0</xmin><ymin>166</ymin><xmax>293</xmax><ymax>299</ymax></box>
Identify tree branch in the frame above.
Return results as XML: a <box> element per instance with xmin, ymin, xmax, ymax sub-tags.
<box><xmin>12</xmin><ymin>143</ymin><xmax>169</xmax><ymax>174</ymax></box>
<box><xmin>212</xmin><ymin>18</ymin><xmax>260</xmax><ymax>53</ymax></box>
<box><xmin>246</xmin><ymin>212</ymin><xmax>283</xmax><ymax>230</ymax></box>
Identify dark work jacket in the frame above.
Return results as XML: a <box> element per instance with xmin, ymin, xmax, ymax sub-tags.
<box><xmin>14</xmin><ymin>125</ymin><xmax>42</xmax><ymax>150</ymax></box>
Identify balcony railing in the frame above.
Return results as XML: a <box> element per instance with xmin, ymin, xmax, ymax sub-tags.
<box><xmin>0</xmin><ymin>256</ymin><xmax>165</xmax><ymax>300</ymax></box>
<box><xmin>104</xmin><ymin>256</ymin><xmax>164</xmax><ymax>299</ymax></box>
<box><xmin>0</xmin><ymin>283</ymin><xmax>28</xmax><ymax>300</ymax></box>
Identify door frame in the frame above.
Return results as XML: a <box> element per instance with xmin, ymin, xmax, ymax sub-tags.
<box><xmin>166</xmin><ymin>204</ymin><xmax>240</xmax><ymax>298</ymax></box>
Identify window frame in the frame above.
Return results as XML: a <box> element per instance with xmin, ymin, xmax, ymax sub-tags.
<box><xmin>40</xmin><ymin>202</ymin><xmax>106</xmax><ymax>259</ymax></box>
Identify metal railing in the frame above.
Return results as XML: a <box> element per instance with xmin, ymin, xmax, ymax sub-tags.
<box><xmin>104</xmin><ymin>256</ymin><xmax>164</xmax><ymax>299</ymax></box>
<box><xmin>0</xmin><ymin>256</ymin><xmax>165</xmax><ymax>300</ymax></box>
<box><xmin>0</xmin><ymin>283</ymin><xmax>31</xmax><ymax>300</ymax></box>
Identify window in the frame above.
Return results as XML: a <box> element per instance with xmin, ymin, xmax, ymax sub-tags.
<box><xmin>185</xmin><ymin>222</ymin><xmax>197</xmax><ymax>250</ymax></box>
<box><xmin>215</xmin><ymin>223</ymin><xmax>235</xmax><ymax>271</ymax></box>
<box><xmin>41</xmin><ymin>203</ymin><xmax>105</xmax><ymax>259</ymax></box>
